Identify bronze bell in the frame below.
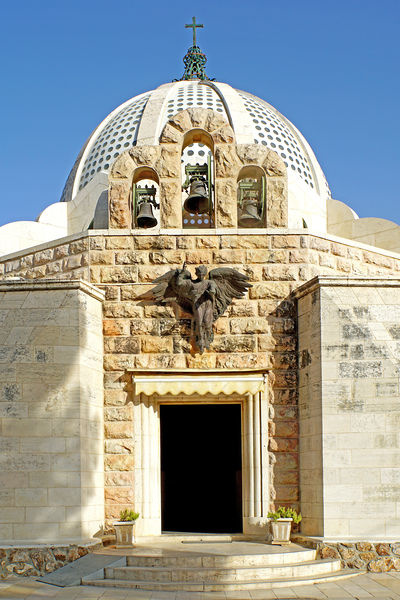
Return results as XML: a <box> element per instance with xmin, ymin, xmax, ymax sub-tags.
<box><xmin>183</xmin><ymin>177</ymin><xmax>209</xmax><ymax>215</ymax></box>
<box><xmin>238</xmin><ymin>197</ymin><xmax>262</xmax><ymax>227</ymax></box>
<box><xmin>136</xmin><ymin>201</ymin><xmax>158</xmax><ymax>228</ymax></box>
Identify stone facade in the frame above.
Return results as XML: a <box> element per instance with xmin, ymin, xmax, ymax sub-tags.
<box><xmin>1</xmin><ymin>105</ymin><xmax>400</xmax><ymax>554</ymax></box>
<box><xmin>0</xmin><ymin>281</ymin><xmax>104</xmax><ymax>541</ymax></box>
<box><xmin>297</xmin><ymin>277</ymin><xmax>400</xmax><ymax>538</ymax></box>
<box><xmin>1</xmin><ymin>232</ymin><xmax>400</xmax><ymax>535</ymax></box>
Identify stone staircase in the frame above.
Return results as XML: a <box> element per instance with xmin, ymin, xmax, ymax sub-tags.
<box><xmin>83</xmin><ymin>540</ymin><xmax>361</xmax><ymax>592</ymax></box>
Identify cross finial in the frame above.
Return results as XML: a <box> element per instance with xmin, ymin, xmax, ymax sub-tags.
<box><xmin>185</xmin><ymin>16</ymin><xmax>203</xmax><ymax>47</ymax></box>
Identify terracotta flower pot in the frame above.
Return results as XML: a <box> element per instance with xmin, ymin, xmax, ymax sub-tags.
<box><xmin>114</xmin><ymin>521</ymin><xmax>137</xmax><ymax>548</ymax></box>
<box><xmin>270</xmin><ymin>517</ymin><xmax>293</xmax><ymax>545</ymax></box>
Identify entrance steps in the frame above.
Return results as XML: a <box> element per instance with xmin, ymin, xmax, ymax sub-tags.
<box><xmin>83</xmin><ymin>540</ymin><xmax>362</xmax><ymax>592</ymax></box>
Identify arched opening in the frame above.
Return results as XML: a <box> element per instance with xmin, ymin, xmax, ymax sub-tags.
<box><xmin>181</xmin><ymin>130</ymin><xmax>214</xmax><ymax>229</ymax></box>
<box><xmin>132</xmin><ymin>167</ymin><xmax>160</xmax><ymax>229</ymax></box>
<box><xmin>237</xmin><ymin>166</ymin><xmax>266</xmax><ymax>228</ymax></box>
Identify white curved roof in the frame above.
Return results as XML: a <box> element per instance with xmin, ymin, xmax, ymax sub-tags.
<box><xmin>61</xmin><ymin>80</ymin><xmax>330</xmax><ymax>204</ymax></box>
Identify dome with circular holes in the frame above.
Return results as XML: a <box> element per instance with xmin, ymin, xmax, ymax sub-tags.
<box><xmin>61</xmin><ymin>80</ymin><xmax>330</xmax><ymax>230</ymax></box>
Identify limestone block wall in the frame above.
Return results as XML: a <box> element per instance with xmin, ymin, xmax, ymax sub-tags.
<box><xmin>1</xmin><ymin>231</ymin><xmax>400</xmax><ymax>530</ymax></box>
<box><xmin>297</xmin><ymin>277</ymin><xmax>400</xmax><ymax>539</ymax></box>
<box><xmin>0</xmin><ymin>280</ymin><xmax>104</xmax><ymax>542</ymax></box>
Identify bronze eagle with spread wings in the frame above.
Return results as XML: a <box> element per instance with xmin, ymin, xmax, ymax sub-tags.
<box><xmin>143</xmin><ymin>264</ymin><xmax>252</xmax><ymax>354</ymax></box>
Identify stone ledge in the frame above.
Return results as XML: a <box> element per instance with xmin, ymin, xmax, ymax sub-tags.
<box><xmin>0</xmin><ymin>279</ymin><xmax>105</xmax><ymax>301</ymax></box>
<box><xmin>294</xmin><ymin>275</ymin><xmax>400</xmax><ymax>299</ymax></box>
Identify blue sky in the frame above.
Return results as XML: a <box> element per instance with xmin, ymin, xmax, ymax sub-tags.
<box><xmin>1</xmin><ymin>0</ymin><xmax>399</xmax><ymax>227</ymax></box>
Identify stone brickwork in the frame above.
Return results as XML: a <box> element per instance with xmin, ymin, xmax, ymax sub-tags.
<box><xmin>297</xmin><ymin>277</ymin><xmax>400</xmax><ymax>538</ymax></box>
<box><xmin>0</xmin><ymin>541</ymin><xmax>100</xmax><ymax>577</ymax></box>
<box><xmin>0</xmin><ymin>281</ymin><xmax>104</xmax><ymax>541</ymax></box>
<box><xmin>109</xmin><ymin>108</ymin><xmax>288</xmax><ymax>230</ymax></box>
<box><xmin>1</xmin><ymin>233</ymin><xmax>400</xmax><ymax>531</ymax></box>
<box><xmin>319</xmin><ymin>541</ymin><xmax>400</xmax><ymax>572</ymax></box>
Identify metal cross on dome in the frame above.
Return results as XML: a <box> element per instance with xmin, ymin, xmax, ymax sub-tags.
<box><xmin>175</xmin><ymin>17</ymin><xmax>214</xmax><ymax>81</ymax></box>
<box><xmin>185</xmin><ymin>16</ymin><xmax>203</xmax><ymax>47</ymax></box>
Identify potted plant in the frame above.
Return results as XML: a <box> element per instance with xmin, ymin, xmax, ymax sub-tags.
<box><xmin>113</xmin><ymin>509</ymin><xmax>140</xmax><ymax>548</ymax></box>
<box><xmin>267</xmin><ymin>506</ymin><xmax>302</xmax><ymax>545</ymax></box>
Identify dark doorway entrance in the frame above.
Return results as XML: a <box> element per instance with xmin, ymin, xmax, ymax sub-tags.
<box><xmin>160</xmin><ymin>403</ymin><xmax>242</xmax><ymax>533</ymax></box>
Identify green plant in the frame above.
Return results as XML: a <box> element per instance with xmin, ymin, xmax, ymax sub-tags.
<box><xmin>119</xmin><ymin>509</ymin><xmax>140</xmax><ymax>522</ymax></box>
<box><xmin>267</xmin><ymin>506</ymin><xmax>302</xmax><ymax>524</ymax></box>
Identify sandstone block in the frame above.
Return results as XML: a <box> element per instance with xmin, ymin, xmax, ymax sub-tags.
<box><xmin>103</xmin><ymin>302</ymin><xmax>143</xmax><ymax>319</ymax></box>
<box><xmin>104</xmin><ymin>389</ymin><xmax>129</xmax><ymax>406</ymax></box>
<box><xmin>250</xmin><ymin>282</ymin><xmax>291</xmax><ymax>300</ymax></box>
<box><xmin>105</xmin><ymin>405</ymin><xmax>133</xmax><ymax>422</ymax></box>
<box><xmin>212</xmin><ymin>335</ymin><xmax>256</xmax><ymax>352</ymax></box>
<box><xmin>69</xmin><ymin>239</ymin><xmax>89</xmax><ymax>254</ymax></box>
<box><xmin>186</xmin><ymin>354</ymin><xmax>217</xmax><ymax>369</ymax></box>
<box><xmin>135</xmin><ymin>354</ymin><xmax>186</xmax><ymax>369</ymax></box>
<box><xmin>120</xmin><ymin>285</ymin><xmax>150</xmax><ymax>300</ymax></box>
<box><xmin>204</xmin><ymin>110</ymin><xmax>228</xmax><ymax>132</ymax></box>
<box><xmin>104</xmin><ymin>354</ymin><xmax>136</xmax><ymax>371</ymax></box>
<box><xmin>149</xmin><ymin>250</ymin><xmax>184</xmax><ymax>265</ymax></box>
<box><xmin>368</xmin><ymin>557</ymin><xmax>393</xmax><ymax>572</ymax></box>
<box><xmin>105</xmin><ymin>486</ymin><xmax>134</xmax><ymax>503</ymax></box>
<box><xmin>33</xmin><ymin>249</ymin><xmax>53</xmax><ymax>266</ymax></box>
<box><xmin>215</xmin><ymin>179</ymin><xmax>237</xmax><ymax>228</ymax></box>
<box><xmin>105</xmin><ymin>236</ymin><xmax>134</xmax><ymax>250</ymax></box>
<box><xmin>90</xmin><ymin>237</ymin><xmax>105</xmax><ymax>250</ymax></box>
<box><xmin>109</xmin><ymin>181</ymin><xmax>131</xmax><ymax>229</ymax></box>
<box><xmin>141</xmin><ymin>336</ymin><xmax>173</xmax><ymax>353</ymax></box>
<box><xmin>262</xmin><ymin>265</ymin><xmax>298</xmax><ymax>281</ymax></box>
<box><xmin>215</xmin><ymin>146</ymin><xmax>240</xmax><ymax>178</ymax></box>
<box><xmin>135</xmin><ymin>236</ymin><xmax>175</xmax><ymax>250</ymax></box>
<box><xmin>258</xmin><ymin>334</ymin><xmax>276</xmax><ymax>352</ymax></box>
<box><xmin>155</xmin><ymin>146</ymin><xmax>181</xmax><ymax>178</ymax></box>
<box><xmin>262</xmin><ymin>150</ymin><xmax>286</xmax><ymax>176</ymax></box>
<box><xmin>230</xmin><ymin>318</ymin><xmax>269</xmax><ymax>334</ymax></box>
<box><xmin>105</xmin><ymin>440</ymin><xmax>134</xmax><ymax>455</ymax></box>
<box><xmin>267</xmin><ymin>180</ymin><xmax>287</xmax><ymax>227</ymax></box>
<box><xmin>196</xmin><ymin>236</ymin><xmax>219</xmax><ymax>249</ymax></box>
<box><xmin>105</xmin><ymin>472</ymin><xmax>134</xmax><ymax>486</ymax></box>
<box><xmin>100</xmin><ymin>266</ymin><xmax>137</xmax><ymax>283</ymax></box>
<box><xmin>375</xmin><ymin>543</ymin><xmax>391</xmax><ymax>556</ymax></box>
<box><xmin>130</xmin><ymin>318</ymin><xmax>159</xmax><ymax>335</ymax></box>
<box><xmin>104</xmin><ymin>337</ymin><xmax>140</xmax><ymax>354</ymax></box>
<box><xmin>228</xmin><ymin>300</ymin><xmax>257</xmax><ymax>317</ymax></box>
<box><xmin>186</xmin><ymin>107</ymin><xmax>207</xmax><ymax>129</ymax></box>
<box><xmin>269</xmin><ymin>438</ymin><xmax>298</xmax><ymax>452</ymax></box>
<box><xmin>215</xmin><ymin>352</ymin><xmax>270</xmax><ymax>369</ymax></box>
<box><xmin>144</xmin><ymin>304</ymin><xmax>175</xmax><ymax>318</ymax></box>
<box><xmin>176</xmin><ymin>237</ymin><xmax>195</xmax><ymax>249</ymax></box>
<box><xmin>185</xmin><ymin>250</ymin><xmax>212</xmax><ymax>264</ymax></box>
<box><xmin>138</xmin><ymin>265</ymin><xmax>171</xmax><ymax>282</ymax></box>
<box><xmin>160</xmin><ymin>179</ymin><xmax>182</xmax><ymax>228</ymax></box>
<box><xmin>63</xmin><ymin>255</ymin><xmax>83</xmax><ymax>270</ymax></box>
<box><xmin>110</xmin><ymin>152</ymin><xmax>135</xmax><ymax>178</ymax></box>
<box><xmin>114</xmin><ymin>251</ymin><xmax>148</xmax><ymax>265</ymax></box>
<box><xmin>213</xmin><ymin>249</ymin><xmax>245</xmax><ymax>264</ymax></box>
<box><xmin>320</xmin><ymin>546</ymin><xmax>340</xmax><ymax>560</ymax></box>
<box><xmin>236</xmin><ymin>144</ymin><xmax>266</xmax><ymax>166</ymax></box>
<box><xmin>104</xmin><ymin>455</ymin><xmax>134</xmax><ymax>472</ymax></box>
<box><xmin>212</xmin><ymin>124</ymin><xmax>235</xmax><ymax>144</ymax></box>
<box><xmin>129</xmin><ymin>145</ymin><xmax>160</xmax><ymax>165</ymax></box>
<box><xmin>168</xmin><ymin>110</ymin><xmax>192</xmax><ymax>133</ymax></box>
<box><xmin>104</xmin><ymin>422</ymin><xmax>133</xmax><ymax>439</ymax></box>
<box><xmin>103</xmin><ymin>320</ymin><xmax>130</xmax><ymax>336</ymax></box>
<box><xmin>310</xmin><ymin>237</ymin><xmax>330</xmax><ymax>252</ymax></box>
<box><xmin>220</xmin><ymin>235</ymin><xmax>268</xmax><ymax>249</ymax></box>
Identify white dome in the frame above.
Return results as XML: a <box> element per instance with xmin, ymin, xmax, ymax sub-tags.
<box><xmin>61</xmin><ymin>80</ymin><xmax>330</xmax><ymax>210</ymax></box>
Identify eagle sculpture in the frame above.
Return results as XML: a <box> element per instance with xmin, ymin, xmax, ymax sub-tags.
<box><xmin>143</xmin><ymin>264</ymin><xmax>252</xmax><ymax>354</ymax></box>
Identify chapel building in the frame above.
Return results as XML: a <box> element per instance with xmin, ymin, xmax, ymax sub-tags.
<box><xmin>1</xmin><ymin>32</ymin><xmax>400</xmax><ymax>557</ymax></box>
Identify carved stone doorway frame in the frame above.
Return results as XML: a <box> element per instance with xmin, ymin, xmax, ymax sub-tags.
<box><xmin>129</xmin><ymin>371</ymin><xmax>269</xmax><ymax>537</ymax></box>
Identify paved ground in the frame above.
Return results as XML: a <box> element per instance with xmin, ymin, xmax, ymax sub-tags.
<box><xmin>2</xmin><ymin>572</ymin><xmax>400</xmax><ymax>600</ymax></box>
